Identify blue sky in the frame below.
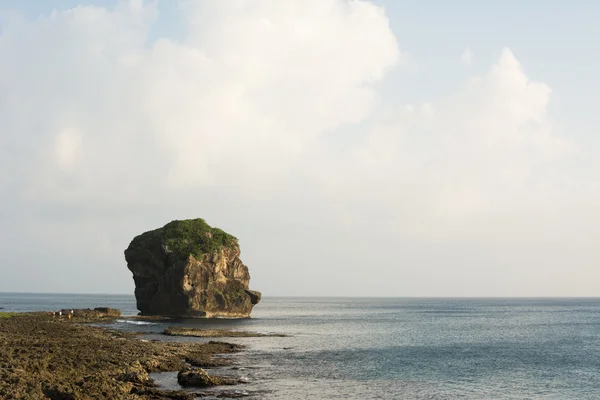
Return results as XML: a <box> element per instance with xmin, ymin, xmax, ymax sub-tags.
<box><xmin>0</xmin><ymin>1</ymin><xmax>598</xmax><ymax>296</ymax></box>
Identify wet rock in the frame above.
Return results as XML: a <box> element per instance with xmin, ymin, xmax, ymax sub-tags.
<box><xmin>177</xmin><ymin>366</ymin><xmax>237</xmax><ymax>387</ymax></box>
<box><xmin>93</xmin><ymin>307</ymin><xmax>121</xmax><ymax>317</ymax></box>
<box><xmin>177</xmin><ymin>366</ymin><xmax>216</xmax><ymax>387</ymax></box>
<box><xmin>131</xmin><ymin>387</ymin><xmax>196</xmax><ymax>400</ymax></box>
<box><xmin>185</xmin><ymin>356</ymin><xmax>228</xmax><ymax>368</ymax></box>
<box><xmin>215</xmin><ymin>390</ymin><xmax>252</xmax><ymax>398</ymax></box>
<box><xmin>164</xmin><ymin>326</ymin><xmax>286</xmax><ymax>338</ymax></box>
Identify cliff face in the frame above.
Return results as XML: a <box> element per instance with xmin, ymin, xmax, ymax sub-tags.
<box><xmin>124</xmin><ymin>219</ymin><xmax>261</xmax><ymax>318</ymax></box>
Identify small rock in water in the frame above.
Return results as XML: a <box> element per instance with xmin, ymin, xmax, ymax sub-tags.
<box><xmin>177</xmin><ymin>366</ymin><xmax>236</xmax><ymax>387</ymax></box>
<box><xmin>177</xmin><ymin>366</ymin><xmax>215</xmax><ymax>387</ymax></box>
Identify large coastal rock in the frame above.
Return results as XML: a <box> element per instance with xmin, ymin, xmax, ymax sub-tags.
<box><xmin>124</xmin><ymin>219</ymin><xmax>261</xmax><ymax>318</ymax></box>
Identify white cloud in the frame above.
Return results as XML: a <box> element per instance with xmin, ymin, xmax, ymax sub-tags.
<box><xmin>460</xmin><ymin>47</ymin><xmax>473</xmax><ymax>67</ymax></box>
<box><xmin>318</xmin><ymin>48</ymin><xmax>576</xmax><ymax>229</ymax></box>
<box><xmin>0</xmin><ymin>0</ymin><xmax>401</xmax><ymax>292</ymax></box>
<box><xmin>297</xmin><ymin>48</ymin><xmax>598</xmax><ymax>296</ymax></box>
<box><xmin>0</xmin><ymin>0</ymin><xmax>399</xmax><ymax>196</ymax></box>
<box><xmin>55</xmin><ymin>128</ymin><xmax>84</xmax><ymax>171</ymax></box>
<box><xmin>0</xmin><ymin>2</ymin><xmax>597</xmax><ymax>296</ymax></box>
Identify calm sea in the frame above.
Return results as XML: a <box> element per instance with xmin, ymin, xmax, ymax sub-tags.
<box><xmin>2</xmin><ymin>293</ymin><xmax>600</xmax><ymax>399</ymax></box>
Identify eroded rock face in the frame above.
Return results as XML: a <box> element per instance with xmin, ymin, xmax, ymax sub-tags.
<box><xmin>124</xmin><ymin>219</ymin><xmax>261</xmax><ymax>318</ymax></box>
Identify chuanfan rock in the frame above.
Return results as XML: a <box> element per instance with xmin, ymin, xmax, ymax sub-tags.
<box><xmin>124</xmin><ymin>219</ymin><xmax>261</xmax><ymax>318</ymax></box>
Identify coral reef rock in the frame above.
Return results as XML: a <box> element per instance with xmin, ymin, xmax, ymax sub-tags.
<box><xmin>125</xmin><ymin>219</ymin><xmax>261</xmax><ymax>318</ymax></box>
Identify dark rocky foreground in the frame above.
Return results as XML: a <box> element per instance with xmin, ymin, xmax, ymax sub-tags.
<box><xmin>0</xmin><ymin>311</ymin><xmax>245</xmax><ymax>399</ymax></box>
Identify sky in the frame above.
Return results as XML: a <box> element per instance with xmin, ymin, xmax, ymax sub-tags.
<box><xmin>0</xmin><ymin>0</ymin><xmax>599</xmax><ymax>296</ymax></box>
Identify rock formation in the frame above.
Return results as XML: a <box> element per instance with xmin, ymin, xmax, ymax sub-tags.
<box><xmin>177</xmin><ymin>366</ymin><xmax>236</xmax><ymax>387</ymax></box>
<box><xmin>124</xmin><ymin>219</ymin><xmax>261</xmax><ymax>318</ymax></box>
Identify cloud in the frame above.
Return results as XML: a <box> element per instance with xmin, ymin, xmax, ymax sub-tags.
<box><xmin>318</xmin><ymin>49</ymin><xmax>576</xmax><ymax>229</ymax></box>
<box><xmin>0</xmin><ymin>0</ymin><xmax>401</xmax><ymax>293</ymax></box>
<box><xmin>295</xmin><ymin>48</ymin><xmax>597</xmax><ymax>296</ymax></box>
<box><xmin>55</xmin><ymin>128</ymin><xmax>84</xmax><ymax>171</ymax></box>
<box><xmin>460</xmin><ymin>47</ymin><xmax>473</xmax><ymax>67</ymax></box>
<box><xmin>0</xmin><ymin>0</ymin><xmax>399</xmax><ymax>196</ymax></box>
<box><xmin>0</xmin><ymin>2</ymin><xmax>596</xmax><ymax>296</ymax></box>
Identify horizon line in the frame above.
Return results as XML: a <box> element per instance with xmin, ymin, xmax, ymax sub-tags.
<box><xmin>1</xmin><ymin>292</ymin><xmax>599</xmax><ymax>299</ymax></box>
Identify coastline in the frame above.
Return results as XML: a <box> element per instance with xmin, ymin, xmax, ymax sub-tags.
<box><xmin>0</xmin><ymin>310</ymin><xmax>252</xmax><ymax>399</ymax></box>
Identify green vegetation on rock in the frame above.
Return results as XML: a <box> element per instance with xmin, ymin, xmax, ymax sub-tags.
<box><xmin>0</xmin><ymin>312</ymin><xmax>16</xmax><ymax>319</ymax></box>
<box><xmin>223</xmin><ymin>288</ymin><xmax>247</xmax><ymax>304</ymax></box>
<box><xmin>128</xmin><ymin>219</ymin><xmax>238</xmax><ymax>260</ymax></box>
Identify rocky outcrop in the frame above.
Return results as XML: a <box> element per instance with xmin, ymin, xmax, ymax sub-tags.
<box><xmin>177</xmin><ymin>367</ymin><xmax>215</xmax><ymax>387</ymax></box>
<box><xmin>124</xmin><ymin>219</ymin><xmax>261</xmax><ymax>318</ymax></box>
<box><xmin>177</xmin><ymin>366</ymin><xmax>237</xmax><ymax>387</ymax></box>
<box><xmin>117</xmin><ymin>361</ymin><xmax>151</xmax><ymax>384</ymax></box>
<box><xmin>163</xmin><ymin>326</ymin><xmax>287</xmax><ymax>338</ymax></box>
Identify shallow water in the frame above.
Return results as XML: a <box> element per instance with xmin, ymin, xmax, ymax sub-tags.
<box><xmin>2</xmin><ymin>293</ymin><xmax>600</xmax><ymax>399</ymax></box>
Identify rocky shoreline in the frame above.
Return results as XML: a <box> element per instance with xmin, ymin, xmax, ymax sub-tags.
<box><xmin>163</xmin><ymin>326</ymin><xmax>287</xmax><ymax>338</ymax></box>
<box><xmin>0</xmin><ymin>310</ymin><xmax>254</xmax><ymax>399</ymax></box>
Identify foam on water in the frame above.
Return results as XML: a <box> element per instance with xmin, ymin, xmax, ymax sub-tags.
<box><xmin>115</xmin><ymin>319</ymin><xmax>157</xmax><ymax>326</ymax></box>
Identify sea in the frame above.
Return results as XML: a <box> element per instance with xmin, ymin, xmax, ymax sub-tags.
<box><xmin>2</xmin><ymin>293</ymin><xmax>600</xmax><ymax>399</ymax></box>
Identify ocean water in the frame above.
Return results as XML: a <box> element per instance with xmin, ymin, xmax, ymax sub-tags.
<box><xmin>2</xmin><ymin>294</ymin><xmax>600</xmax><ymax>399</ymax></box>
